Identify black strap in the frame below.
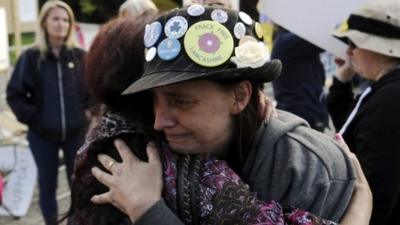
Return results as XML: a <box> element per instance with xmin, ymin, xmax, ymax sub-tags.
<box><xmin>189</xmin><ymin>156</ymin><xmax>201</xmax><ymax>225</ymax></box>
<box><xmin>177</xmin><ymin>155</ymin><xmax>193</xmax><ymax>224</ymax></box>
<box><xmin>348</xmin><ymin>14</ymin><xmax>400</xmax><ymax>39</ymax></box>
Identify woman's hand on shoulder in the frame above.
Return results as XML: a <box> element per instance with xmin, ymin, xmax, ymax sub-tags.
<box><xmin>90</xmin><ymin>140</ymin><xmax>163</xmax><ymax>223</ymax></box>
<box><xmin>335</xmin><ymin>134</ymin><xmax>372</xmax><ymax>225</ymax></box>
<box><xmin>259</xmin><ymin>91</ymin><xmax>278</xmax><ymax>121</ymax></box>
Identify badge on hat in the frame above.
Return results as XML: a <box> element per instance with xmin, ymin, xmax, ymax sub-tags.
<box><xmin>234</xmin><ymin>22</ymin><xmax>246</xmax><ymax>39</ymax></box>
<box><xmin>184</xmin><ymin>21</ymin><xmax>234</xmax><ymax>67</ymax></box>
<box><xmin>187</xmin><ymin>4</ymin><xmax>205</xmax><ymax>17</ymax></box>
<box><xmin>145</xmin><ymin>47</ymin><xmax>157</xmax><ymax>62</ymax></box>
<box><xmin>255</xmin><ymin>22</ymin><xmax>263</xmax><ymax>39</ymax></box>
<box><xmin>158</xmin><ymin>38</ymin><xmax>181</xmax><ymax>61</ymax></box>
<box><xmin>239</xmin><ymin>11</ymin><xmax>253</xmax><ymax>25</ymax></box>
<box><xmin>165</xmin><ymin>16</ymin><xmax>188</xmax><ymax>39</ymax></box>
<box><xmin>144</xmin><ymin>21</ymin><xmax>162</xmax><ymax>48</ymax></box>
<box><xmin>211</xmin><ymin>9</ymin><xmax>228</xmax><ymax>24</ymax></box>
<box><xmin>336</xmin><ymin>21</ymin><xmax>349</xmax><ymax>32</ymax></box>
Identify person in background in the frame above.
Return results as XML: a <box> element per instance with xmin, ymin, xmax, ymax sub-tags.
<box><xmin>88</xmin><ymin>6</ymin><xmax>371</xmax><ymax>224</ymax></box>
<box><xmin>271</xmin><ymin>26</ymin><xmax>329</xmax><ymax>132</ymax></box>
<box><xmin>6</xmin><ymin>1</ymin><xmax>90</xmax><ymax>224</ymax></box>
<box><xmin>328</xmin><ymin>0</ymin><xmax>400</xmax><ymax>224</ymax></box>
<box><xmin>182</xmin><ymin>0</ymin><xmax>234</xmax><ymax>9</ymax></box>
<box><xmin>118</xmin><ymin>0</ymin><xmax>158</xmax><ymax>18</ymax></box>
<box><xmin>0</xmin><ymin>171</ymin><xmax>3</xmax><ymax>204</ymax></box>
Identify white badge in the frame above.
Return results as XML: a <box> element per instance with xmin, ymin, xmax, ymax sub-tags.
<box><xmin>187</xmin><ymin>4</ymin><xmax>205</xmax><ymax>17</ymax></box>
<box><xmin>144</xmin><ymin>21</ymin><xmax>162</xmax><ymax>48</ymax></box>
<box><xmin>145</xmin><ymin>47</ymin><xmax>157</xmax><ymax>62</ymax></box>
<box><xmin>211</xmin><ymin>9</ymin><xmax>228</xmax><ymax>23</ymax></box>
<box><xmin>234</xmin><ymin>22</ymin><xmax>246</xmax><ymax>39</ymax></box>
<box><xmin>239</xmin><ymin>11</ymin><xmax>253</xmax><ymax>25</ymax></box>
<box><xmin>165</xmin><ymin>16</ymin><xmax>188</xmax><ymax>39</ymax></box>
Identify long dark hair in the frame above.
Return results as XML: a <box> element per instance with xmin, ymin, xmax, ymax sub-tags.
<box><xmin>65</xmin><ymin>11</ymin><xmax>159</xmax><ymax>225</ymax></box>
<box><xmin>217</xmin><ymin>80</ymin><xmax>264</xmax><ymax>176</ymax></box>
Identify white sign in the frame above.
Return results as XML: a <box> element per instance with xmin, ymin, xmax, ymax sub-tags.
<box><xmin>259</xmin><ymin>0</ymin><xmax>370</xmax><ymax>59</ymax></box>
<box><xmin>0</xmin><ymin>8</ymin><xmax>10</xmax><ymax>71</ymax></box>
<box><xmin>19</xmin><ymin>0</ymin><xmax>38</xmax><ymax>23</ymax></box>
<box><xmin>0</xmin><ymin>145</ymin><xmax>37</xmax><ymax>217</ymax></box>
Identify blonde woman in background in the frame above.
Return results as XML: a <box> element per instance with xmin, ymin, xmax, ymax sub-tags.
<box><xmin>118</xmin><ymin>0</ymin><xmax>158</xmax><ymax>18</ymax></box>
<box><xmin>6</xmin><ymin>1</ymin><xmax>91</xmax><ymax>224</ymax></box>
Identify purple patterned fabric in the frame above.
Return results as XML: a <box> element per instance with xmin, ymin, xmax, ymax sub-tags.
<box><xmin>75</xmin><ymin>112</ymin><xmax>338</xmax><ymax>225</ymax></box>
<box><xmin>160</xmin><ymin>147</ymin><xmax>337</xmax><ymax>225</ymax></box>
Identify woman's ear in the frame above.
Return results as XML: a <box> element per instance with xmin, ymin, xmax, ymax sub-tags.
<box><xmin>230</xmin><ymin>80</ymin><xmax>252</xmax><ymax>114</ymax></box>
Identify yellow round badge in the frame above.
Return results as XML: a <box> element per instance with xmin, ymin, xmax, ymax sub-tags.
<box><xmin>255</xmin><ymin>22</ymin><xmax>263</xmax><ymax>39</ymax></box>
<box><xmin>184</xmin><ymin>20</ymin><xmax>234</xmax><ymax>67</ymax></box>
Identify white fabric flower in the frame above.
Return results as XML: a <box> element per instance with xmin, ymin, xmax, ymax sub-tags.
<box><xmin>230</xmin><ymin>41</ymin><xmax>270</xmax><ymax>69</ymax></box>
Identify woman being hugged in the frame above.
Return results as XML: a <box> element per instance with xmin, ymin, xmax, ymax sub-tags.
<box><xmin>6</xmin><ymin>1</ymin><xmax>90</xmax><ymax>224</ymax></box>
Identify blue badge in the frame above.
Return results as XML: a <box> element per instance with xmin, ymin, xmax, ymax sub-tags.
<box><xmin>144</xmin><ymin>21</ymin><xmax>162</xmax><ymax>48</ymax></box>
<box><xmin>165</xmin><ymin>16</ymin><xmax>188</xmax><ymax>39</ymax></box>
<box><xmin>157</xmin><ymin>38</ymin><xmax>181</xmax><ymax>61</ymax></box>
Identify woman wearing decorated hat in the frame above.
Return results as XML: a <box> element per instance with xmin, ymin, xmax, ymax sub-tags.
<box><xmin>327</xmin><ymin>0</ymin><xmax>400</xmax><ymax>224</ymax></box>
<box><xmin>86</xmin><ymin>5</ymin><xmax>372</xmax><ymax>225</ymax></box>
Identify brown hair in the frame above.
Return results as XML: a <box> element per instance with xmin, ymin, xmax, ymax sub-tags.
<box><xmin>85</xmin><ymin>10</ymin><xmax>158</xmax><ymax>116</ymax></box>
<box><xmin>66</xmin><ymin>11</ymin><xmax>159</xmax><ymax>225</ymax></box>
<box><xmin>217</xmin><ymin>80</ymin><xmax>264</xmax><ymax>176</ymax></box>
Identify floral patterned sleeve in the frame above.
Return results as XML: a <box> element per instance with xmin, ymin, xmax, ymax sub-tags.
<box><xmin>161</xmin><ymin>146</ymin><xmax>338</xmax><ymax>225</ymax></box>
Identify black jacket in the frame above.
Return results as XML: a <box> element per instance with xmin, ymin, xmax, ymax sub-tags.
<box><xmin>328</xmin><ymin>68</ymin><xmax>400</xmax><ymax>225</ymax></box>
<box><xmin>271</xmin><ymin>30</ymin><xmax>328</xmax><ymax>131</ymax></box>
<box><xmin>6</xmin><ymin>46</ymin><xmax>90</xmax><ymax>142</ymax></box>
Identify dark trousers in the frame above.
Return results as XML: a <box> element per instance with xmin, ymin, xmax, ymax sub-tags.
<box><xmin>27</xmin><ymin>130</ymin><xmax>84</xmax><ymax>225</ymax></box>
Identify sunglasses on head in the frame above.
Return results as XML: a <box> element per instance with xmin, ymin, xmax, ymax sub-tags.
<box><xmin>348</xmin><ymin>40</ymin><xmax>358</xmax><ymax>49</ymax></box>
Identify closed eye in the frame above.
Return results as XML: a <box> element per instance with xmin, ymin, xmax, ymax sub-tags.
<box><xmin>170</xmin><ymin>97</ymin><xmax>195</xmax><ymax>108</ymax></box>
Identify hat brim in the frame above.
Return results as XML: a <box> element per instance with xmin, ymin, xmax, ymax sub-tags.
<box><xmin>332</xmin><ymin>29</ymin><xmax>400</xmax><ymax>58</ymax></box>
<box><xmin>122</xmin><ymin>59</ymin><xmax>282</xmax><ymax>95</ymax></box>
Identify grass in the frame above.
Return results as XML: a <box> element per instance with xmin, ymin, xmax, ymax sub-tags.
<box><xmin>8</xmin><ymin>32</ymin><xmax>35</xmax><ymax>65</ymax></box>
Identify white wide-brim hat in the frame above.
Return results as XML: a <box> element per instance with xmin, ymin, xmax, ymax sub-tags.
<box><xmin>332</xmin><ymin>0</ymin><xmax>400</xmax><ymax>58</ymax></box>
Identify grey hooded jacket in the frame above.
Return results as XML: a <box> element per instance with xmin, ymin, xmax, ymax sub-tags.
<box><xmin>243</xmin><ymin>110</ymin><xmax>355</xmax><ymax>221</ymax></box>
<box><xmin>135</xmin><ymin>110</ymin><xmax>356</xmax><ymax>224</ymax></box>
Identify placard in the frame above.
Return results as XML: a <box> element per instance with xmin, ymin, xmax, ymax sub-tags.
<box><xmin>18</xmin><ymin>0</ymin><xmax>37</xmax><ymax>22</ymax></box>
<box><xmin>0</xmin><ymin>8</ymin><xmax>10</xmax><ymax>71</ymax></box>
<box><xmin>0</xmin><ymin>0</ymin><xmax>37</xmax><ymax>33</ymax></box>
<box><xmin>0</xmin><ymin>145</ymin><xmax>37</xmax><ymax>217</ymax></box>
<box><xmin>259</xmin><ymin>0</ymin><xmax>370</xmax><ymax>59</ymax></box>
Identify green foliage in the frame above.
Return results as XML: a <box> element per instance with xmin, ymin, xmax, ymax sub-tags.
<box><xmin>79</xmin><ymin>0</ymin><xmax>97</xmax><ymax>16</ymax></box>
<box><xmin>9</xmin><ymin>33</ymin><xmax>35</xmax><ymax>65</ymax></box>
<box><xmin>153</xmin><ymin>0</ymin><xmax>179</xmax><ymax>10</ymax></box>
